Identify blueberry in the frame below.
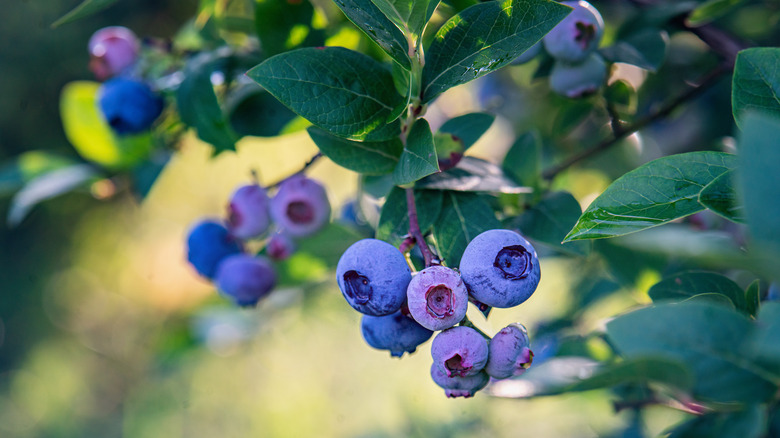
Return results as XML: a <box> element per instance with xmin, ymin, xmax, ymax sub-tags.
<box><xmin>431</xmin><ymin>326</ymin><xmax>489</xmax><ymax>378</ymax></box>
<box><xmin>430</xmin><ymin>364</ymin><xmax>489</xmax><ymax>398</ymax></box>
<box><xmin>227</xmin><ymin>184</ymin><xmax>272</xmax><ymax>240</ymax></box>
<box><xmin>543</xmin><ymin>1</ymin><xmax>604</xmax><ymax>63</ymax></box>
<box><xmin>511</xmin><ymin>41</ymin><xmax>542</xmax><ymax>65</ymax></box>
<box><xmin>270</xmin><ymin>175</ymin><xmax>331</xmax><ymax>237</ymax></box>
<box><xmin>266</xmin><ymin>232</ymin><xmax>295</xmax><ymax>261</ymax></box>
<box><xmin>88</xmin><ymin>26</ymin><xmax>139</xmax><ymax>81</ymax></box>
<box><xmin>549</xmin><ymin>53</ymin><xmax>607</xmax><ymax>98</ymax></box>
<box><xmin>407</xmin><ymin>266</ymin><xmax>469</xmax><ymax>331</ymax></box>
<box><xmin>336</xmin><ymin>239</ymin><xmax>411</xmax><ymax>316</ymax></box>
<box><xmin>361</xmin><ymin>310</ymin><xmax>433</xmax><ymax>357</ymax></box>
<box><xmin>459</xmin><ymin>229</ymin><xmax>541</xmax><ymax>308</ymax></box>
<box><xmin>215</xmin><ymin>254</ymin><xmax>276</xmax><ymax>306</ymax></box>
<box><xmin>186</xmin><ymin>220</ymin><xmax>243</xmax><ymax>279</ymax></box>
<box><xmin>98</xmin><ymin>78</ymin><xmax>164</xmax><ymax>135</ymax></box>
<box><xmin>485</xmin><ymin>323</ymin><xmax>534</xmax><ymax>379</ymax></box>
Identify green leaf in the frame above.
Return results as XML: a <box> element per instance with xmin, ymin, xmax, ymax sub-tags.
<box><xmin>648</xmin><ymin>272</ymin><xmax>747</xmax><ymax>312</ymax></box>
<box><xmin>226</xmin><ymin>85</ymin><xmax>298</xmax><ymax>138</ymax></box>
<box><xmin>421</xmin><ymin>0</ymin><xmax>571</xmax><ymax>103</ymax></box>
<box><xmin>746</xmin><ymin>279</ymin><xmax>760</xmax><ymax>317</ymax></box>
<box><xmin>503</xmin><ymin>131</ymin><xmax>541</xmax><ymax>187</ymax></box>
<box><xmin>393</xmin><ymin>119</ymin><xmax>439</xmax><ymax>185</ymax></box>
<box><xmin>254</xmin><ymin>0</ymin><xmax>319</xmax><ymax>57</ymax></box>
<box><xmin>438</xmin><ymin>112</ymin><xmax>494</xmax><ymax>151</ymax></box>
<box><xmin>0</xmin><ymin>152</ymin><xmax>76</xmax><ymax>196</ymax></box>
<box><xmin>60</xmin><ymin>81</ymin><xmax>153</xmax><ymax>169</ymax></box>
<box><xmin>606</xmin><ymin>301</ymin><xmax>778</xmax><ymax>403</ymax></box>
<box><xmin>563</xmin><ymin>151</ymin><xmax>737</xmax><ymax>242</ymax></box>
<box><xmin>564</xmin><ymin>357</ymin><xmax>694</xmax><ymax>394</ymax></box>
<box><xmin>738</xmin><ymin>111</ymin><xmax>780</xmax><ymax>261</ymax></box>
<box><xmin>510</xmin><ymin>191</ymin><xmax>590</xmax><ymax>256</ymax></box>
<box><xmin>732</xmin><ymin>48</ymin><xmax>780</xmax><ymax>128</ymax></box>
<box><xmin>415</xmin><ymin>157</ymin><xmax>531</xmax><ymax>194</ymax></box>
<box><xmin>376</xmin><ymin>187</ymin><xmax>443</xmax><ymax>246</ymax></box>
<box><xmin>52</xmin><ymin>0</ymin><xmax>117</xmax><ymax>28</ymax></box>
<box><xmin>8</xmin><ymin>164</ymin><xmax>99</xmax><ymax>227</ymax></box>
<box><xmin>750</xmin><ymin>302</ymin><xmax>780</xmax><ymax>367</ymax></box>
<box><xmin>552</xmin><ymin>100</ymin><xmax>595</xmax><ymax>135</ymax></box>
<box><xmin>307</xmin><ymin>127</ymin><xmax>402</xmax><ymax>175</ymax></box>
<box><xmin>176</xmin><ymin>54</ymin><xmax>239</xmax><ymax>154</ymax></box>
<box><xmin>432</xmin><ymin>191</ymin><xmax>500</xmax><ymax>266</ymax></box>
<box><xmin>600</xmin><ymin>29</ymin><xmax>669</xmax><ymax>73</ymax></box>
<box><xmin>370</xmin><ymin>0</ymin><xmax>440</xmax><ymax>40</ymax></box>
<box><xmin>332</xmin><ymin>0</ymin><xmax>411</xmax><ymax>69</ymax></box>
<box><xmin>687</xmin><ymin>0</ymin><xmax>747</xmax><ymax>27</ymax></box>
<box><xmin>668</xmin><ymin>405</ymin><xmax>767</xmax><ymax>438</ymax></box>
<box><xmin>247</xmin><ymin>47</ymin><xmax>403</xmax><ymax>141</ymax></box>
<box><xmin>699</xmin><ymin>169</ymin><xmax>744</xmax><ymax>222</ymax></box>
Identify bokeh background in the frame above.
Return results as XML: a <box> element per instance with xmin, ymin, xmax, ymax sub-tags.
<box><xmin>1</xmin><ymin>0</ymin><xmax>759</xmax><ymax>436</ymax></box>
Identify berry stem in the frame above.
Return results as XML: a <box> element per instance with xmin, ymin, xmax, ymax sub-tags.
<box><xmin>267</xmin><ymin>152</ymin><xmax>323</xmax><ymax>188</ymax></box>
<box><xmin>405</xmin><ymin>187</ymin><xmax>436</xmax><ymax>267</ymax></box>
<box><xmin>541</xmin><ymin>64</ymin><xmax>728</xmax><ymax>180</ymax></box>
<box><xmin>459</xmin><ymin>315</ymin><xmax>491</xmax><ymax>340</ymax></box>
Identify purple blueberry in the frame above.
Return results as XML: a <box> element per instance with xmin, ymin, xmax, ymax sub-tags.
<box><xmin>227</xmin><ymin>184</ymin><xmax>272</xmax><ymax>240</ymax></box>
<box><xmin>485</xmin><ymin>323</ymin><xmax>534</xmax><ymax>379</ymax></box>
<box><xmin>407</xmin><ymin>266</ymin><xmax>469</xmax><ymax>331</ymax></box>
<box><xmin>88</xmin><ymin>26</ymin><xmax>140</xmax><ymax>81</ymax></box>
<box><xmin>267</xmin><ymin>232</ymin><xmax>295</xmax><ymax>261</ymax></box>
<box><xmin>336</xmin><ymin>238</ymin><xmax>411</xmax><ymax>316</ymax></box>
<box><xmin>543</xmin><ymin>1</ymin><xmax>604</xmax><ymax>63</ymax></box>
<box><xmin>186</xmin><ymin>220</ymin><xmax>243</xmax><ymax>279</ymax></box>
<box><xmin>361</xmin><ymin>310</ymin><xmax>433</xmax><ymax>357</ymax></box>
<box><xmin>459</xmin><ymin>229</ymin><xmax>541</xmax><ymax>308</ymax></box>
<box><xmin>214</xmin><ymin>254</ymin><xmax>276</xmax><ymax>306</ymax></box>
<box><xmin>270</xmin><ymin>175</ymin><xmax>331</xmax><ymax>237</ymax></box>
<box><xmin>431</xmin><ymin>326</ymin><xmax>489</xmax><ymax>378</ymax></box>
<box><xmin>98</xmin><ymin>78</ymin><xmax>164</xmax><ymax>135</ymax></box>
<box><xmin>430</xmin><ymin>364</ymin><xmax>489</xmax><ymax>398</ymax></box>
<box><xmin>549</xmin><ymin>53</ymin><xmax>607</xmax><ymax>98</ymax></box>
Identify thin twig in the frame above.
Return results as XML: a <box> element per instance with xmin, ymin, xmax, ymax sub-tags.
<box><xmin>405</xmin><ymin>188</ymin><xmax>436</xmax><ymax>267</ymax></box>
<box><xmin>542</xmin><ymin>64</ymin><xmax>728</xmax><ymax>180</ymax></box>
<box><xmin>267</xmin><ymin>152</ymin><xmax>323</xmax><ymax>188</ymax></box>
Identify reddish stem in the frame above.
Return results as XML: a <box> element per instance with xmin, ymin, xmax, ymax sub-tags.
<box><xmin>405</xmin><ymin>188</ymin><xmax>435</xmax><ymax>267</ymax></box>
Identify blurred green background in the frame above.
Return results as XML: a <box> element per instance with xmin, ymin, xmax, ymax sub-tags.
<box><xmin>0</xmin><ymin>1</ymin><xmax>702</xmax><ymax>437</ymax></box>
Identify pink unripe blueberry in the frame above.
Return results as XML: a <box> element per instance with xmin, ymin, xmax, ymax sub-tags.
<box><xmin>485</xmin><ymin>323</ymin><xmax>534</xmax><ymax>379</ymax></box>
<box><xmin>267</xmin><ymin>232</ymin><xmax>296</xmax><ymax>261</ymax></box>
<box><xmin>430</xmin><ymin>364</ymin><xmax>489</xmax><ymax>398</ymax></box>
<box><xmin>407</xmin><ymin>266</ymin><xmax>468</xmax><ymax>331</ymax></box>
<box><xmin>550</xmin><ymin>53</ymin><xmax>607</xmax><ymax>98</ymax></box>
<box><xmin>88</xmin><ymin>26</ymin><xmax>140</xmax><ymax>81</ymax></box>
<box><xmin>459</xmin><ymin>229</ymin><xmax>541</xmax><ymax>308</ymax></box>
<box><xmin>431</xmin><ymin>326</ymin><xmax>489</xmax><ymax>378</ymax></box>
<box><xmin>543</xmin><ymin>1</ymin><xmax>604</xmax><ymax>63</ymax></box>
<box><xmin>270</xmin><ymin>175</ymin><xmax>331</xmax><ymax>237</ymax></box>
<box><xmin>227</xmin><ymin>184</ymin><xmax>272</xmax><ymax>240</ymax></box>
<box><xmin>215</xmin><ymin>254</ymin><xmax>276</xmax><ymax>307</ymax></box>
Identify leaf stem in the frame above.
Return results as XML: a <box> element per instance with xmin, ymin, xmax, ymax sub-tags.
<box><xmin>267</xmin><ymin>152</ymin><xmax>322</xmax><ymax>188</ymax></box>
<box><xmin>542</xmin><ymin>64</ymin><xmax>728</xmax><ymax>181</ymax></box>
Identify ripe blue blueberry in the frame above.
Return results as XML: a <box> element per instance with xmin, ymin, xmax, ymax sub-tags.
<box><xmin>186</xmin><ymin>220</ymin><xmax>243</xmax><ymax>279</ymax></box>
<box><xmin>215</xmin><ymin>254</ymin><xmax>276</xmax><ymax>306</ymax></box>
<box><xmin>543</xmin><ymin>1</ymin><xmax>604</xmax><ymax>63</ymax></box>
<box><xmin>431</xmin><ymin>326</ymin><xmax>489</xmax><ymax>378</ymax></box>
<box><xmin>430</xmin><ymin>364</ymin><xmax>489</xmax><ymax>398</ymax></box>
<box><xmin>549</xmin><ymin>53</ymin><xmax>607</xmax><ymax>98</ymax></box>
<box><xmin>407</xmin><ymin>265</ymin><xmax>468</xmax><ymax>331</ymax></box>
<box><xmin>270</xmin><ymin>175</ymin><xmax>331</xmax><ymax>237</ymax></box>
<box><xmin>459</xmin><ymin>229</ymin><xmax>541</xmax><ymax>308</ymax></box>
<box><xmin>361</xmin><ymin>310</ymin><xmax>433</xmax><ymax>357</ymax></box>
<box><xmin>266</xmin><ymin>232</ymin><xmax>295</xmax><ymax>261</ymax></box>
<box><xmin>336</xmin><ymin>239</ymin><xmax>411</xmax><ymax>316</ymax></box>
<box><xmin>98</xmin><ymin>78</ymin><xmax>164</xmax><ymax>135</ymax></box>
<box><xmin>88</xmin><ymin>26</ymin><xmax>140</xmax><ymax>81</ymax></box>
<box><xmin>485</xmin><ymin>323</ymin><xmax>534</xmax><ymax>379</ymax></box>
<box><xmin>227</xmin><ymin>184</ymin><xmax>272</xmax><ymax>240</ymax></box>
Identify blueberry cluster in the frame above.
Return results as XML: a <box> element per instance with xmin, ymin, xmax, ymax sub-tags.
<box><xmin>513</xmin><ymin>1</ymin><xmax>607</xmax><ymax>98</ymax></box>
<box><xmin>337</xmin><ymin>229</ymin><xmax>540</xmax><ymax>398</ymax></box>
<box><xmin>88</xmin><ymin>26</ymin><xmax>164</xmax><ymax>135</ymax></box>
<box><xmin>186</xmin><ymin>175</ymin><xmax>331</xmax><ymax>306</ymax></box>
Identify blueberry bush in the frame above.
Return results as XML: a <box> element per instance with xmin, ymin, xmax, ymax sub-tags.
<box><xmin>4</xmin><ymin>0</ymin><xmax>780</xmax><ymax>435</ymax></box>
